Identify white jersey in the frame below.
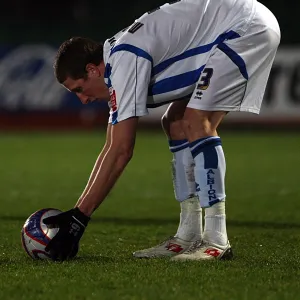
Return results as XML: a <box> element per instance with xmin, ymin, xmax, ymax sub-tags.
<box><xmin>103</xmin><ymin>0</ymin><xmax>258</xmax><ymax>124</ymax></box>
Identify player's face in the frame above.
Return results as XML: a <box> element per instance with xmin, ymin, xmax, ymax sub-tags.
<box><xmin>62</xmin><ymin>64</ymin><xmax>110</xmax><ymax>104</ymax></box>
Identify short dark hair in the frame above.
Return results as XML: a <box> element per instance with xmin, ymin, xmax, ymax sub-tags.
<box><xmin>54</xmin><ymin>37</ymin><xmax>104</xmax><ymax>83</ymax></box>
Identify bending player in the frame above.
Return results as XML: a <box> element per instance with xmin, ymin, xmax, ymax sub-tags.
<box><xmin>43</xmin><ymin>0</ymin><xmax>280</xmax><ymax>261</ymax></box>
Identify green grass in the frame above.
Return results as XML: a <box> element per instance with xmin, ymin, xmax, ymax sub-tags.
<box><xmin>1</xmin><ymin>130</ymin><xmax>300</xmax><ymax>300</ymax></box>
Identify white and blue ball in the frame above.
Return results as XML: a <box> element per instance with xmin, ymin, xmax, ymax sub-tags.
<box><xmin>21</xmin><ymin>208</ymin><xmax>61</xmax><ymax>259</ymax></box>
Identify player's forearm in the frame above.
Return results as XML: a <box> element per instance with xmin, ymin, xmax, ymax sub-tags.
<box><xmin>75</xmin><ymin>147</ymin><xmax>108</xmax><ymax>207</ymax></box>
<box><xmin>75</xmin><ymin>125</ymin><xmax>112</xmax><ymax>207</ymax></box>
<box><xmin>76</xmin><ymin>145</ymin><xmax>133</xmax><ymax>216</ymax></box>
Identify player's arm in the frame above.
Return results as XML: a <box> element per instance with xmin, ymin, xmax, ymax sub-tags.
<box><xmin>43</xmin><ymin>50</ymin><xmax>151</xmax><ymax>261</ymax></box>
<box><xmin>75</xmin><ymin>51</ymin><xmax>151</xmax><ymax>214</ymax></box>
<box><xmin>42</xmin><ymin>117</ymin><xmax>138</xmax><ymax>261</ymax></box>
<box><xmin>76</xmin><ymin>116</ymin><xmax>138</xmax><ymax>216</ymax></box>
<box><xmin>43</xmin><ymin>115</ymin><xmax>139</xmax><ymax>261</ymax></box>
<box><xmin>75</xmin><ymin>123</ymin><xmax>112</xmax><ymax>207</ymax></box>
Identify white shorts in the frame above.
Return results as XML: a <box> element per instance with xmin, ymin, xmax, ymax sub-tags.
<box><xmin>187</xmin><ymin>2</ymin><xmax>281</xmax><ymax>114</ymax></box>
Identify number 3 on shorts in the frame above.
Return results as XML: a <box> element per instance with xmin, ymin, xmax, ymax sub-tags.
<box><xmin>197</xmin><ymin>68</ymin><xmax>214</xmax><ymax>90</ymax></box>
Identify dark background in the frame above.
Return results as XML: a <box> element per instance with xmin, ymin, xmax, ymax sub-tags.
<box><xmin>0</xmin><ymin>0</ymin><xmax>297</xmax><ymax>44</ymax></box>
<box><xmin>0</xmin><ymin>0</ymin><xmax>298</xmax><ymax>130</ymax></box>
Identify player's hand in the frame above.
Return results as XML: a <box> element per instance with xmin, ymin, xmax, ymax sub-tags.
<box><xmin>43</xmin><ymin>207</ymin><xmax>90</xmax><ymax>261</ymax></box>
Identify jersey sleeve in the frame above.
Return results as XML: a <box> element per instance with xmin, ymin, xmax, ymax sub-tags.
<box><xmin>105</xmin><ymin>50</ymin><xmax>152</xmax><ymax>125</ymax></box>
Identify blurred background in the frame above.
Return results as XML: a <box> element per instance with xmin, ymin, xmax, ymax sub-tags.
<box><xmin>0</xmin><ymin>0</ymin><xmax>299</xmax><ymax>130</ymax></box>
<box><xmin>1</xmin><ymin>3</ymin><xmax>300</xmax><ymax>297</ymax></box>
<box><xmin>0</xmin><ymin>0</ymin><xmax>300</xmax><ymax>300</ymax></box>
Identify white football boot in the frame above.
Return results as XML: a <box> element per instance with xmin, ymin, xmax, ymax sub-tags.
<box><xmin>171</xmin><ymin>240</ymin><xmax>233</xmax><ymax>261</ymax></box>
<box><xmin>133</xmin><ymin>236</ymin><xmax>194</xmax><ymax>258</ymax></box>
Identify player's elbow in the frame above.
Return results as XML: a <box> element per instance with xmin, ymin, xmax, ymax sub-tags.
<box><xmin>116</xmin><ymin>143</ymin><xmax>134</xmax><ymax>168</ymax></box>
<box><xmin>120</xmin><ymin>147</ymin><xmax>134</xmax><ymax>164</ymax></box>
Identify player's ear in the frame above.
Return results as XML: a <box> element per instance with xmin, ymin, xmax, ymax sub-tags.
<box><xmin>86</xmin><ymin>63</ymin><xmax>99</xmax><ymax>77</ymax></box>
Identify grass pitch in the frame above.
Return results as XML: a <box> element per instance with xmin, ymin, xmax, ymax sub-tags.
<box><xmin>1</xmin><ymin>130</ymin><xmax>300</xmax><ymax>300</ymax></box>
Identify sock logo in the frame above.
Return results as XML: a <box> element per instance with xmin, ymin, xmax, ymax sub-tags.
<box><xmin>207</xmin><ymin>169</ymin><xmax>217</xmax><ymax>202</ymax></box>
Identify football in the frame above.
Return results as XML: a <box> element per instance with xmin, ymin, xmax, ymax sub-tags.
<box><xmin>21</xmin><ymin>208</ymin><xmax>62</xmax><ymax>259</ymax></box>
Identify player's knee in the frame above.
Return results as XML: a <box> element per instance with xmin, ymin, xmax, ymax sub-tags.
<box><xmin>115</xmin><ymin>141</ymin><xmax>135</xmax><ymax>168</ymax></box>
<box><xmin>162</xmin><ymin>112</ymin><xmax>185</xmax><ymax>139</ymax></box>
<box><xmin>161</xmin><ymin>109</ymin><xmax>180</xmax><ymax>129</ymax></box>
<box><xmin>117</xmin><ymin>148</ymin><xmax>134</xmax><ymax>169</ymax></box>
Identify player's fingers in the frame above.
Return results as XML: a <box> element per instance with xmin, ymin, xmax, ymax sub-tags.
<box><xmin>46</xmin><ymin>246</ymin><xmax>58</xmax><ymax>261</ymax></box>
<box><xmin>48</xmin><ymin>245</ymin><xmax>66</xmax><ymax>262</ymax></box>
<box><xmin>45</xmin><ymin>239</ymin><xmax>54</xmax><ymax>252</ymax></box>
<box><xmin>68</xmin><ymin>243</ymin><xmax>79</xmax><ymax>259</ymax></box>
<box><xmin>48</xmin><ymin>240</ymin><xmax>73</xmax><ymax>261</ymax></box>
<box><xmin>45</xmin><ymin>231</ymin><xmax>63</xmax><ymax>252</ymax></box>
<box><xmin>56</xmin><ymin>252</ymin><xmax>68</xmax><ymax>262</ymax></box>
<box><xmin>55</xmin><ymin>246</ymin><xmax>72</xmax><ymax>262</ymax></box>
<box><xmin>43</xmin><ymin>215</ymin><xmax>60</xmax><ymax>225</ymax></box>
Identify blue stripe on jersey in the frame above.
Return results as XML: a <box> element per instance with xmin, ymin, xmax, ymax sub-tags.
<box><xmin>110</xmin><ymin>44</ymin><xmax>153</xmax><ymax>64</ymax></box>
<box><xmin>217</xmin><ymin>43</ymin><xmax>249</xmax><ymax>80</ymax></box>
<box><xmin>152</xmin><ymin>30</ymin><xmax>240</xmax><ymax>76</ymax></box>
<box><xmin>148</xmin><ymin>65</ymin><xmax>205</xmax><ymax>96</ymax></box>
<box><xmin>104</xmin><ymin>63</ymin><xmax>112</xmax><ymax>88</ymax></box>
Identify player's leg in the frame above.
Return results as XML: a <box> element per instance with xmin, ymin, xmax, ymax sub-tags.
<box><xmin>76</xmin><ymin>124</ymin><xmax>112</xmax><ymax>207</ymax></box>
<box><xmin>172</xmin><ymin>7</ymin><xmax>280</xmax><ymax>261</ymax></box>
<box><xmin>162</xmin><ymin>100</ymin><xmax>202</xmax><ymax>242</ymax></box>
<box><xmin>133</xmin><ymin>99</ymin><xmax>202</xmax><ymax>258</ymax></box>
<box><xmin>172</xmin><ymin>108</ymin><xmax>232</xmax><ymax>261</ymax></box>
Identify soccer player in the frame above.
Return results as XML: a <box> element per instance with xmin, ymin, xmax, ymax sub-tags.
<box><xmin>43</xmin><ymin>0</ymin><xmax>280</xmax><ymax>261</ymax></box>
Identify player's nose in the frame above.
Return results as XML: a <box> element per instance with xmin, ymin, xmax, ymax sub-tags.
<box><xmin>77</xmin><ymin>93</ymin><xmax>90</xmax><ymax>104</ymax></box>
